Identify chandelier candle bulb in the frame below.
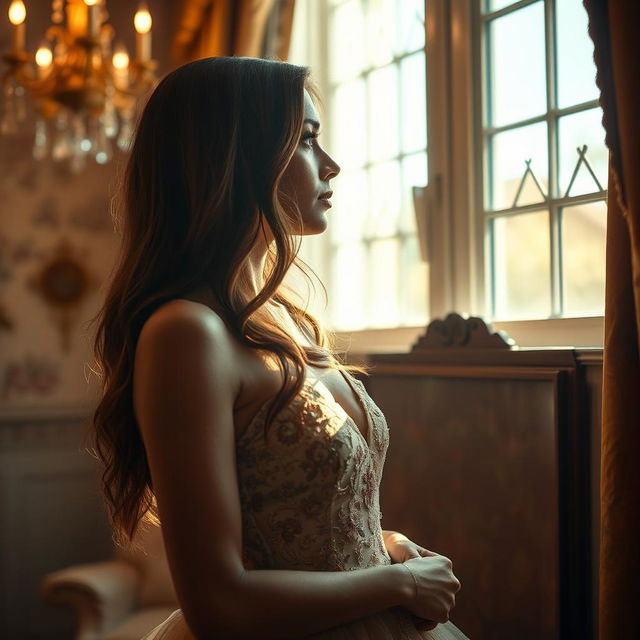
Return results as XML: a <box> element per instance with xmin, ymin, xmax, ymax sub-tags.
<box><xmin>8</xmin><ymin>1</ymin><xmax>26</xmax><ymax>53</ymax></box>
<box><xmin>35</xmin><ymin>43</ymin><xmax>53</xmax><ymax>78</ymax></box>
<box><xmin>84</xmin><ymin>0</ymin><xmax>101</xmax><ymax>39</ymax></box>
<box><xmin>112</xmin><ymin>43</ymin><xmax>129</xmax><ymax>90</ymax></box>
<box><xmin>134</xmin><ymin>3</ymin><xmax>152</xmax><ymax>62</ymax></box>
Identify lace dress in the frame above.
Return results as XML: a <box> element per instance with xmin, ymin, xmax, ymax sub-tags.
<box><xmin>141</xmin><ymin>370</ymin><xmax>469</xmax><ymax>640</ymax></box>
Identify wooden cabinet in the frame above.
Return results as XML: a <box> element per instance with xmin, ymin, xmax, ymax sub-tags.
<box><xmin>364</xmin><ymin>315</ymin><xmax>602</xmax><ymax>640</ymax></box>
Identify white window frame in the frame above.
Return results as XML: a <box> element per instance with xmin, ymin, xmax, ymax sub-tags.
<box><xmin>293</xmin><ymin>0</ymin><xmax>605</xmax><ymax>353</ymax></box>
<box><xmin>452</xmin><ymin>0</ymin><xmax>604</xmax><ymax>348</ymax></box>
<box><xmin>293</xmin><ymin>0</ymin><xmax>430</xmax><ymax>347</ymax></box>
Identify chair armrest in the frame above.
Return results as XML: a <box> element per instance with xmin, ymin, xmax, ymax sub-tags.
<box><xmin>41</xmin><ymin>560</ymin><xmax>141</xmax><ymax>640</ymax></box>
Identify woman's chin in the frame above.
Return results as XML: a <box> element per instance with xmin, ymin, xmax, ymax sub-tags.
<box><xmin>299</xmin><ymin>215</ymin><xmax>329</xmax><ymax>236</ymax></box>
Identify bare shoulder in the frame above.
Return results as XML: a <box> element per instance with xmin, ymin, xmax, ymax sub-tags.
<box><xmin>138</xmin><ymin>298</ymin><xmax>231</xmax><ymax>354</ymax></box>
<box><xmin>137</xmin><ymin>298</ymin><xmax>239</xmax><ymax>372</ymax></box>
<box><xmin>133</xmin><ymin>299</ymin><xmax>240</xmax><ymax>428</ymax></box>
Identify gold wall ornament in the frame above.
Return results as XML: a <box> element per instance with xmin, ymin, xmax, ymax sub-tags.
<box><xmin>1</xmin><ymin>0</ymin><xmax>156</xmax><ymax>173</ymax></box>
<box><xmin>28</xmin><ymin>239</ymin><xmax>98</xmax><ymax>352</ymax></box>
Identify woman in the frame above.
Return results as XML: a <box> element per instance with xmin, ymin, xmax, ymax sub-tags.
<box><xmin>91</xmin><ymin>57</ymin><xmax>467</xmax><ymax>639</ymax></box>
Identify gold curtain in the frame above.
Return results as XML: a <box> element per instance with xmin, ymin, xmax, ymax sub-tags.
<box><xmin>583</xmin><ymin>1</ymin><xmax>640</xmax><ymax>637</ymax></box>
<box><xmin>171</xmin><ymin>0</ymin><xmax>296</xmax><ymax>64</ymax></box>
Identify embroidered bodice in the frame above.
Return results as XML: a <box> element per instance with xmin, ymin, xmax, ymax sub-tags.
<box><xmin>235</xmin><ymin>369</ymin><xmax>392</xmax><ymax>572</ymax></box>
<box><xmin>141</xmin><ymin>369</ymin><xmax>470</xmax><ymax>639</ymax></box>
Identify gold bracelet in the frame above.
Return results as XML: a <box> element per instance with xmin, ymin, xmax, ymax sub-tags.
<box><xmin>398</xmin><ymin>562</ymin><xmax>418</xmax><ymax>602</ymax></box>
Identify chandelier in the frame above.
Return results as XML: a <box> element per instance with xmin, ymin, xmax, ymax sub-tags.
<box><xmin>1</xmin><ymin>0</ymin><xmax>156</xmax><ymax>172</ymax></box>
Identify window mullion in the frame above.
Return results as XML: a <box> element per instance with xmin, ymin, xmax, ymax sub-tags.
<box><xmin>474</xmin><ymin>0</ymin><xmax>490</xmax><ymax>316</ymax></box>
<box><xmin>481</xmin><ymin>0</ymin><xmax>540</xmax><ymax>22</ymax></box>
<box><xmin>424</xmin><ymin>0</ymin><xmax>454</xmax><ymax>318</ymax></box>
<box><xmin>483</xmin><ymin>98</ymin><xmax>601</xmax><ymax>136</ymax></box>
<box><xmin>482</xmin><ymin>5</ymin><xmax>494</xmax><ymax>315</ymax></box>
<box><xmin>545</xmin><ymin>0</ymin><xmax>561</xmax><ymax>316</ymax></box>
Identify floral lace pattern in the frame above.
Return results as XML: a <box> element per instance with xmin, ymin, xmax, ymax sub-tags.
<box><xmin>236</xmin><ymin>370</ymin><xmax>392</xmax><ymax>572</ymax></box>
<box><xmin>141</xmin><ymin>370</ymin><xmax>471</xmax><ymax>640</ymax></box>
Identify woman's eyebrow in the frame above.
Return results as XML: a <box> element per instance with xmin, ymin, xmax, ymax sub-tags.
<box><xmin>304</xmin><ymin>118</ymin><xmax>321</xmax><ymax>129</ymax></box>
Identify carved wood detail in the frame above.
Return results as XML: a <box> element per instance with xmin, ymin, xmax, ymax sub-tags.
<box><xmin>412</xmin><ymin>312</ymin><xmax>515</xmax><ymax>351</ymax></box>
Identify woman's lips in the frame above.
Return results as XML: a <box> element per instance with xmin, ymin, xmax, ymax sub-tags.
<box><xmin>318</xmin><ymin>190</ymin><xmax>333</xmax><ymax>206</ymax></box>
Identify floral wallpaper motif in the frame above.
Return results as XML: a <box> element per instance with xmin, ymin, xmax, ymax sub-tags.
<box><xmin>0</xmin><ymin>133</ymin><xmax>120</xmax><ymax>412</ymax></box>
<box><xmin>0</xmin><ymin>354</ymin><xmax>60</xmax><ymax>399</ymax></box>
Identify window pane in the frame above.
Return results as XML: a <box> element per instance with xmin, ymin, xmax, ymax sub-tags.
<box><xmin>562</xmin><ymin>202</ymin><xmax>606</xmax><ymax>316</ymax></box>
<box><xmin>330</xmin><ymin>170</ymin><xmax>368</xmax><ymax>244</ymax></box>
<box><xmin>368</xmin><ymin>65</ymin><xmax>399</xmax><ymax>162</ymax></box>
<box><xmin>397</xmin><ymin>0</ymin><xmax>425</xmax><ymax>55</ymax></box>
<box><xmin>489</xmin><ymin>122</ymin><xmax>548</xmax><ymax>210</ymax></box>
<box><xmin>492</xmin><ymin>211</ymin><xmax>551</xmax><ymax>319</ymax></box>
<box><xmin>488</xmin><ymin>2</ymin><xmax>546</xmax><ymax>127</ymax></box>
<box><xmin>332</xmin><ymin>243</ymin><xmax>367</xmax><ymax>329</ymax></box>
<box><xmin>400</xmin><ymin>52</ymin><xmax>427</xmax><ymax>154</ymax></box>
<box><xmin>329</xmin><ymin>0</ymin><xmax>366</xmax><ymax>83</ymax></box>
<box><xmin>556</xmin><ymin>0</ymin><xmax>599</xmax><ymax>108</ymax></box>
<box><xmin>400</xmin><ymin>151</ymin><xmax>428</xmax><ymax>233</ymax></box>
<box><xmin>369</xmin><ymin>239</ymin><xmax>399</xmax><ymax>327</ymax></box>
<box><xmin>486</xmin><ymin>0</ymin><xmax>518</xmax><ymax>12</ymax></box>
<box><xmin>400</xmin><ymin>236</ymin><xmax>428</xmax><ymax>324</ymax></box>
<box><xmin>331</xmin><ymin>78</ymin><xmax>367</xmax><ymax>171</ymax></box>
<box><xmin>558</xmin><ymin>108</ymin><xmax>607</xmax><ymax>198</ymax></box>
<box><xmin>369</xmin><ymin>161</ymin><xmax>402</xmax><ymax>238</ymax></box>
<box><xmin>366</xmin><ymin>0</ymin><xmax>396</xmax><ymax>68</ymax></box>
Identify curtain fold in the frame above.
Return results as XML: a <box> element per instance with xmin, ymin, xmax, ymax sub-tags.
<box><xmin>583</xmin><ymin>1</ymin><xmax>640</xmax><ymax>637</ymax></box>
<box><xmin>172</xmin><ymin>0</ymin><xmax>297</xmax><ymax>65</ymax></box>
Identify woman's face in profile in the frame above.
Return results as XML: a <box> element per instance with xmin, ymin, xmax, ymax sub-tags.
<box><xmin>279</xmin><ymin>89</ymin><xmax>341</xmax><ymax>235</ymax></box>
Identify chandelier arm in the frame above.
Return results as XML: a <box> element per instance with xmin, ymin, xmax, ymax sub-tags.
<box><xmin>1</xmin><ymin>0</ymin><xmax>157</xmax><ymax>167</ymax></box>
<box><xmin>44</xmin><ymin>25</ymin><xmax>75</xmax><ymax>48</ymax></box>
<box><xmin>13</xmin><ymin>62</ymin><xmax>44</xmax><ymax>91</ymax></box>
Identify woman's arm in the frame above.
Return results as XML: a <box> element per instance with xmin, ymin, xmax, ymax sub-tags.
<box><xmin>229</xmin><ymin>564</ymin><xmax>410</xmax><ymax>638</ymax></box>
<box><xmin>133</xmin><ymin>301</ymin><xmax>416</xmax><ymax>639</ymax></box>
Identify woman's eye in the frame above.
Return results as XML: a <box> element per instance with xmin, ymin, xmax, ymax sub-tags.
<box><xmin>301</xmin><ymin>133</ymin><xmax>318</xmax><ymax>148</ymax></box>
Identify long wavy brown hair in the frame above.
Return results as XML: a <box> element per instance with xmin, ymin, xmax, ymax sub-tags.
<box><xmin>89</xmin><ymin>57</ymin><xmax>361</xmax><ymax>547</ymax></box>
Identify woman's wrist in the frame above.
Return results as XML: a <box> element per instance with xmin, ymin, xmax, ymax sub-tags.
<box><xmin>392</xmin><ymin>562</ymin><xmax>416</xmax><ymax>607</ymax></box>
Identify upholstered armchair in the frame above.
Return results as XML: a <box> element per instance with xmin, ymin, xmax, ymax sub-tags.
<box><xmin>41</xmin><ymin>525</ymin><xmax>179</xmax><ymax>640</ymax></box>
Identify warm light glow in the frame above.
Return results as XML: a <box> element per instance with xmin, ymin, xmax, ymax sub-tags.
<box><xmin>134</xmin><ymin>4</ymin><xmax>152</xmax><ymax>34</ymax></box>
<box><xmin>8</xmin><ymin>0</ymin><xmax>26</xmax><ymax>25</ymax></box>
<box><xmin>84</xmin><ymin>0</ymin><xmax>100</xmax><ymax>6</ymax></box>
<box><xmin>112</xmin><ymin>44</ymin><xmax>129</xmax><ymax>70</ymax></box>
<box><xmin>35</xmin><ymin>44</ymin><xmax>53</xmax><ymax>68</ymax></box>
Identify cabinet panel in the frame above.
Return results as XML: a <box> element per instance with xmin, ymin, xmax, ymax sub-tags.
<box><xmin>370</xmin><ymin>373</ymin><xmax>560</xmax><ymax>640</ymax></box>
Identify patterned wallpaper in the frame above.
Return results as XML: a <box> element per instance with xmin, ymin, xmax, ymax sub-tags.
<box><xmin>0</xmin><ymin>1</ymin><xmax>176</xmax><ymax>416</ymax></box>
<box><xmin>0</xmin><ymin>135</ymin><xmax>122</xmax><ymax>414</ymax></box>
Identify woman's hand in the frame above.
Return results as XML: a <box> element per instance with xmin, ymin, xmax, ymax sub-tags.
<box><xmin>383</xmin><ymin>530</ymin><xmax>431</xmax><ymax>564</ymax></box>
<box><xmin>384</xmin><ymin>531</ymin><xmax>454</xmax><ymax>631</ymax></box>
<box><xmin>399</xmin><ymin>553</ymin><xmax>461</xmax><ymax>628</ymax></box>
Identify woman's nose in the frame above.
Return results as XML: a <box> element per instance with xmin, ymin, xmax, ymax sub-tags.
<box><xmin>322</xmin><ymin>153</ymin><xmax>340</xmax><ymax>180</ymax></box>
